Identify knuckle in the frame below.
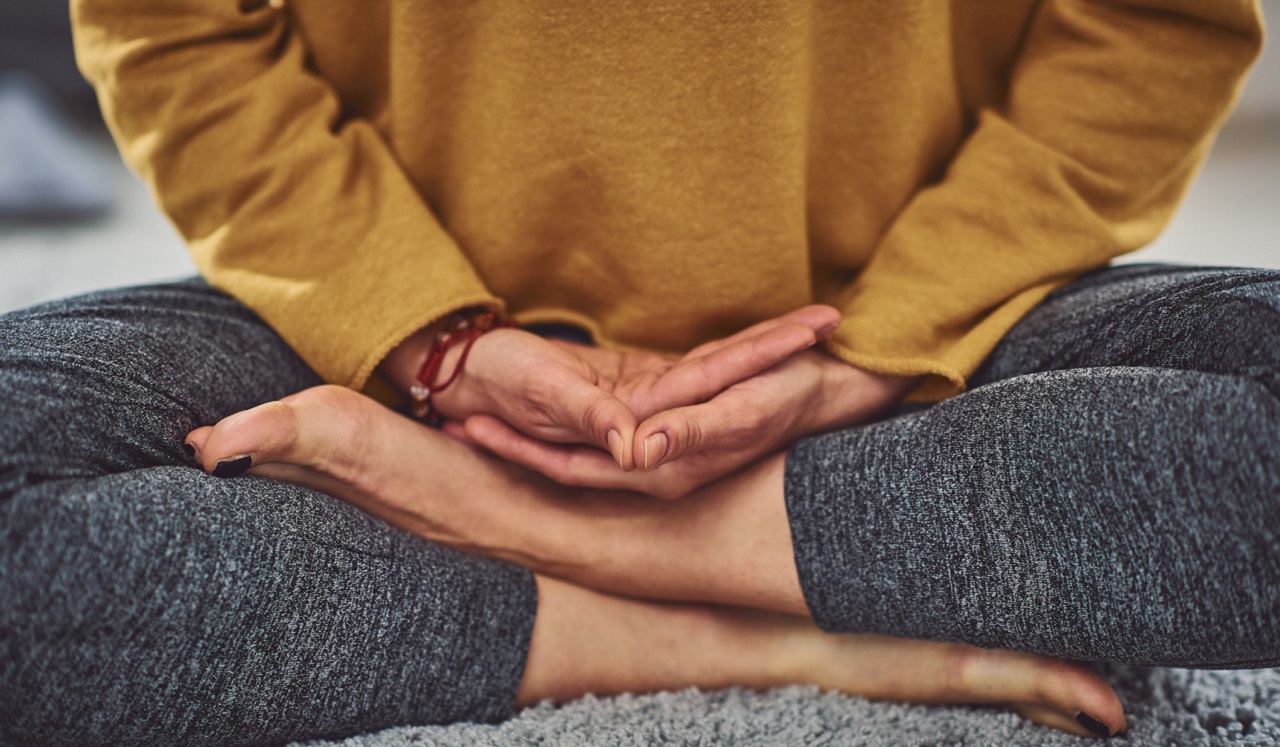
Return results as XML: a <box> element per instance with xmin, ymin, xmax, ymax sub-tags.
<box><xmin>579</xmin><ymin>399</ymin><xmax>617</xmax><ymax>442</ymax></box>
<box><xmin>673</xmin><ymin>415</ymin><xmax>704</xmax><ymax>456</ymax></box>
<box><xmin>691</xmin><ymin>357</ymin><xmax>720</xmax><ymax>396</ymax></box>
<box><xmin>523</xmin><ymin>378</ymin><xmax>560</xmax><ymax>410</ymax></box>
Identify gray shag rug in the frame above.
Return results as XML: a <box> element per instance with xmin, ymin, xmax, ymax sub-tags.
<box><xmin>294</xmin><ymin>664</ymin><xmax>1279</xmax><ymax>746</ymax></box>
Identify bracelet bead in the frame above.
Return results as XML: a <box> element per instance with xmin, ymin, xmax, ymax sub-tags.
<box><xmin>410</xmin><ymin>310</ymin><xmax>512</xmax><ymax>424</ymax></box>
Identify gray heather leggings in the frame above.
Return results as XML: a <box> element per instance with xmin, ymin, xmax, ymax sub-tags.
<box><xmin>2</xmin><ymin>264</ymin><xmax>1278</xmax><ymax>746</ymax></box>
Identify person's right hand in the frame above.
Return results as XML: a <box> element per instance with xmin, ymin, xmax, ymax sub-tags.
<box><xmin>398</xmin><ymin>305</ymin><xmax>842</xmax><ymax>471</ymax></box>
<box><xmin>459</xmin><ymin>345</ymin><xmax>915</xmax><ymax>499</ymax></box>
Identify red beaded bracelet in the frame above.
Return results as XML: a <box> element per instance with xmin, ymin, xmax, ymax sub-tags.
<box><xmin>410</xmin><ymin>310</ymin><xmax>512</xmax><ymax>424</ymax></box>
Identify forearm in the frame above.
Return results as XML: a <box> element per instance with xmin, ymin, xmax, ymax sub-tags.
<box><xmin>73</xmin><ymin>0</ymin><xmax>500</xmax><ymax>391</ymax></box>
<box><xmin>826</xmin><ymin>0</ymin><xmax>1263</xmax><ymax>400</ymax></box>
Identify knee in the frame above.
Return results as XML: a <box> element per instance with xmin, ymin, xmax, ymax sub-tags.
<box><xmin>0</xmin><ymin>345</ymin><xmax>192</xmax><ymax>496</ymax></box>
<box><xmin>0</xmin><ymin>284</ymin><xmax>231</xmax><ymax>427</ymax></box>
<box><xmin>1134</xmin><ymin>271</ymin><xmax>1280</xmax><ymax>393</ymax></box>
<box><xmin>0</xmin><ymin>284</ymin><xmax>320</xmax><ymax>495</ymax></box>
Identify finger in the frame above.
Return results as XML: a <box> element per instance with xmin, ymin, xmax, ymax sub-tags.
<box><xmin>633</xmin><ymin>391</ymin><xmax>761</xmax><ymax>471</ymax></box>
<box><xmin>636</xmin><ymin>322</ymin><xmax>814</xmax><ymax>418</ymax></box>
<box><xmin>681</xmin><ymin>304</ymin><xmax>841</xmax><ymax>362</ymax></box>
<box><xmin>465</xmin><ymin>415</ymin><xmax>646</xmax><ymax>490</ymax></box>
<box><xmin>538</xmin><ymin>375</ymin><xmax>640</xmax><ymax>471</ymax></box>
<box><xmin>439</xmin><ymin>420</ymin><xmax>479</xmax><ymax>446</ymax></box>
<box><xmin>549</xmin><ymin>339</ymin><xmax>672</xmax><ymax>381</ymax></box>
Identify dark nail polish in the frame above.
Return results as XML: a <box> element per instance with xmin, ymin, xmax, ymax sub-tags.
<box><xmin>182</xmin><ymin>442</ymin><xmax>196</xmax><ymax>460</ymax></box>
<box><xmin>1075</xmin><ymin>711</ymin><xmax>1112</xmax><ymax>738</ymax></box>
<box><xmin>212</xmin><ymin>454</ymin><xmax>253</xmax><ymax>478</ymax></box>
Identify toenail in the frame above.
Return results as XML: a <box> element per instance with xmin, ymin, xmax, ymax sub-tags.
<box><xmin>212</xmin><ymin>454</ymin><xmax>253</xmax><ymax>478</ymax></box>
<box><xmin>1075</xmin><ymin>710</ymin><xmax>1112</xmax><ymax>738</ymax></box>
<box><xmin>182</xmin><ymin>442</ymin><xmax>197</xmax><ymax>460</ymax></box>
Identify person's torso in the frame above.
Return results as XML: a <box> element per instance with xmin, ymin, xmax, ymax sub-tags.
<box><xmin>291</xmin><ymin>0</ymin><xmax>1037</xmax><ymax>352</ymax></box>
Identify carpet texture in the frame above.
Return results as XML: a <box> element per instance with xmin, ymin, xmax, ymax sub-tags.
<box><xmin>294</xmin><ymin>664</ymin><xmax>1279</xmax><ymax>746</ymax></box>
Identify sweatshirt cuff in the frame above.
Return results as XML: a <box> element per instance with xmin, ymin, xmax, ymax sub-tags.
<box><xmin>825</xmin><ymin>279</ymin><xmax>1068</xmax><ymax>402</ymax></box>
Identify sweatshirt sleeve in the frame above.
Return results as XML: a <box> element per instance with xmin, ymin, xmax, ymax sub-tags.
<box><xmin>825</xmin><ymin>0</ymin><xmax>1264</xmax><ymax>401</ymax></box>
<box><xmin>71</xmin><ymin>0</ymin><xmax>501</xmax><ymax>391</ymax></box>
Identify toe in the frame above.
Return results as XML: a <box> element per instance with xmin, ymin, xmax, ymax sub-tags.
<box><xmin>194</xmin><ymin>385</ymin><xmax>371</xmax><ymax>477</ymax></box>
<box><xmin>184</xmin><ymin>425</ymin><xmax>213</xmax><ymax>465</ymax></box>
<box><xmin>962</xmin><ymin>649</ymin><xmax>1126</xmax><ymax>737</ymax></box>
<box><xmin>198</xmin><ymin>400</ymin><xmax>300</xmax><ymax>475</ymax></box>
<box><xmin>1012</xmin><ymin>704</ymin><xmax>1097</xmax><ymax>738</ymax></box>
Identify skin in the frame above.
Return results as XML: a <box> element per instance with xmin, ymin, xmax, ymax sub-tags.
<box><xmin>379</xmin><ymin>305</ymin><xmax>849</xmax><ymax>479</ymax></box>
<box><xmin>184</xmin><ymin>313</ymin><xmax>1130</xmax><ymax>738</ymax></box>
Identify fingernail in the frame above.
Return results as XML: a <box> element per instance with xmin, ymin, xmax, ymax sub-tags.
<box><xmin>212</xmin><ymin>454</ymin><xmax>253</xmax><ymax>478</ymax></box>
<box><xmin>182</xmin><ymin>442</ymin><xmax>197</xmax><ymax>461</ymax></box>
<box><xmin>643</xmin><ymin>433</ymin><xmax>668</xmax><ymax>471</ymax></box>
<box><xmin>1075</xmin><ymin>710</ymin><xmax>1112</xmax><ymax>738</ymax></box>
<box><xmin>817</xmin><ymin>321</ymin><xmax>840</xmax><ymax>338</ymax></box>
<box><xmin>604</xmin><ymin>429</ymin><xmax>624</xmax><ymax>464</ymax></box>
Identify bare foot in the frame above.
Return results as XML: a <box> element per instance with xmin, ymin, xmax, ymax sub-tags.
<box><xmin>788</xmin><ymin>626</ymin><xmax>1126</xmax><ymax>737</ymax></box>
<box><xmin>186</xmin><ymin>385</ymin><xmax>1126</xmax><ymax>737</ymax></box>
<box><xmin>184</xmin><ymin>384</ymin><xmax>578</xmax><ymax>563</ymax></box>
<box><xmin>529</xmin><ymin>576</ymin><xmax>1127</xmax><ymax>738</ymax></box>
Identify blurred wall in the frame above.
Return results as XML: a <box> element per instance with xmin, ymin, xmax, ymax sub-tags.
<box><xmin>0</xmin><ymin>0</ymin><xmax>99</xmax><ymax>121</ymax></box>
<box><xmin>1236</xmin><ymin>0</ymin><xmax>1279</xmax><ymax>121</ymax></box>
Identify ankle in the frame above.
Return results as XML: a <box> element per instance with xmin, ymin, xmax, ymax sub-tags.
<box><xmin>755</xmin><ymin>614</ymin><xmax>833</xmax><ymax>689</ymax></box>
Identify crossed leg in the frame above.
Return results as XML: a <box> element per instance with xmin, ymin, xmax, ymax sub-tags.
<box><xmin>185</xmin><ymin>383</ymin><xmax>1127</xmax><ymax>738</ymax></box>
<box><xmin>0</xmin><ymin>279</ymin><xmax>1124</xmax><ymax>745</ymax></box>
<box><xmin>179</xmin><ymin>265</ymin><xmax>1280</xmax><ymax>741</ymax></box>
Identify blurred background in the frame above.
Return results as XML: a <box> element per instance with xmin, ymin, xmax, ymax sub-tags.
<box><xmin>0</xmin><ymin>2</ymin><xmax>1276</xmax><ymax>314</ymax></box>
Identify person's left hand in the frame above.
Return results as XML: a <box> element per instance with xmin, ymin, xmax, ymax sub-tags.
<box><xmin>456</xmin><ymin>347</ymin><xmax>918</xmax><ymax>500</ymax></box>
<box><xmin>382</xmin><ymin>305</ymin><xmax>842</xmax><ymax>471</ymax></box>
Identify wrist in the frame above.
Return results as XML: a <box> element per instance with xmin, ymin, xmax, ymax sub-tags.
<box><xmin>813</xmin><ymin>351</ymin><xmax>918</xmax><ymax>431</ymax></box>
<box><xmin>426</xmin><ymin>328</ymin><xmax>513</xmax><ymax>420</ymax></box>
<box><xmin>378</xmin><ymin>321</ymin><xmax>450</xmax><ymax>395</ymax></box>
<box><xmin>376</xmin><ymin>309</ymin><xmax>512</xmax><ymax>420</ymax></box>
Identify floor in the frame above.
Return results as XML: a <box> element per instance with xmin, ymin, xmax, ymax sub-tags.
<box><xmin>1</xmin><ymin>51</ymin><xmax>1277</xmax><ymax>313</ymax></box>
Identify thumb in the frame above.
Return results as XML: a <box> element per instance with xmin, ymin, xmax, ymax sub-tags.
<box><xmin>568</xmin><ymin>386</ymin><xmax>637</xmax><ymax>465</ymax></box>
<box><xmin>631</xmin><ymin>395</ymin><xmax>752</xmax><ymax>471</ymax></box>
<box><xmin>553</xmin><ymin>379</ymin><xmax>639</xmax><ymax>471</ymax></box>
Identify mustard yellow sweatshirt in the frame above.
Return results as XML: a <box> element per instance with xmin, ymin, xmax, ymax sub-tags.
<box><xmin>72</xmin><ymin>0</ymin><xmax>1262</xmax><ymax>400</ymax></box>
